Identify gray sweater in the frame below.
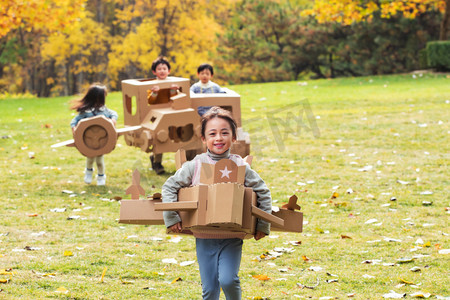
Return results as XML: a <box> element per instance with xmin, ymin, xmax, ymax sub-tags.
<box><xmin>162</xmin><ymin>150</ymin><xmax>272</xmax><ymax>235</ymax></box>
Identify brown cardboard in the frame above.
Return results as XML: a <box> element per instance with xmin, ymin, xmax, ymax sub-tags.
<box><xmin>125</xmin><ymin>169</ymin><xmax>146</xmax><ymax>199</ymax></box>
<box><xmin>175</xmin><ymin>149</ymin><xmax>187</xmax><ymax>170</ymax></box>
<box><xmin>206</xmin><ymin>183</ymin><xmax>245</xmax><ymax>227</ymax></box>
<box><xmin>271</xmin><ymin>208</ymin><xmax>303</xmax><ymax>232</ymax></box>
<box><xmin>51</xmin><ymin>115</ymin><xmax>141</xmax><ymax>157</ymax></box>
<box><xmin>200</xmin><ymin>159</ymin><xmax>246</xmax><ymax>185</ymax></box>
<box><xmin>154</xmin><ymin>201</ymin><xmax>198</xmax><ymax>211</ymax></box>
<box><xmin>121</xmin><ymin>77</ymin><xmax>251</xmax><ymax>158</ymax></box>
<box><xmin>241</xmin><ymin>187</ymin><xmax>257</xmax><ymax>234</ymax></box>
<box><xmin>190</xmin><ymin>88</ymin><xmax>242</xmax><ymax>127</ymax></box>
<box><xmin>178</xmin><ymin>185</ymin><xmax>208</xmax><ymax>228</ymax></box>
<box><xmin>73</xmin><ymin>115</ymin><xmax>117</xmax><ymax>157</ymax></box>
<box><xmin>119</xmin><ymin>199</ymin><xmax>165</xmax><ymax>225</ymax></box>
<box><xmin>118</xmin><ymin>167</ymin><xmax>303</xmax><ymax>235</ymax></box>
<box><xmin>231</xmin><ymin>140</ymin><xmax>250</xmax><ymax>159</ymax></box>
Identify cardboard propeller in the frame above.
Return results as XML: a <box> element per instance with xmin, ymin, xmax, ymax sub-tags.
<box><xmin>51</xmin><ymin>115</ymin><xmax>141</xmax><ymax>157</ymax></box>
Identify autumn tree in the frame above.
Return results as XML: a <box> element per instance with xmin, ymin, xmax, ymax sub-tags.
<box><xmin>303</xmin><ymin>0</ymin><xmax>449</xmax><ymax>40</ymax></box>
<box><xmin>107</xmin><ymin>0</ymin><xmax>231</xmax><ymax>89</ymax></box>
<box><xmin>0</xmin><ymin>0</ymin><xmax>86</xmax><ymax>95</ymax></box>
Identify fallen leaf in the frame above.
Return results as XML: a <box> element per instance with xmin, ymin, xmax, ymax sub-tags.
<box><xmin>55</xmin><ymin>287</ymin><xmax>68</xmax><ymax>294</ymax></box>
<box><xmin>0</xmin><ymin>277</ymin><xmax>11</xmax><ymax>284</ymax></box>
<box><xmin>396</xmin><ymin>180</ymin><xmax>410</xmax><ymax>185</ymax></box>
<box><xmin>24</xmin><ymin>246</ymin><xmax>41</xmax><ymax>251</ymax></box>
<box><xmin>341</xmin><ymin>234</ymin><xmax>352</xmax><ymax>239</ymax></box>
<box><xmin>162</xmin><ymin>258</ymin><xmax>177</xmax><ymax>264</ymax></box>
<box><xmin>383</xmin><ymin>290</ymin><xmax>406</xmax><ymax>298</ymax></box>
<box><xmin>302</xmin><ymin>255</ymin><xmax>311</xmax><ymax>262</ymax></box>
<box><xmin>398</xmin><ymin>277</ymin><xmax>415</xmax><ymax>285</ymax></box>
<box><xmin>28</xmin><ymin>213</ymin><xmax>38</xmax><ymax>217</ymax></box>
<box><xmin>397</xmin><ymin>257</ymin><xmax>414</xmax><ymax>263</ymax></box>
<box><xmin>63</xmin><ymin>251</ymin><xmax>73</xmax><ymax>257</ymax></box>
<box><xmin>288</xmin><ymin>241</ymin><xmax>301</xmax><ymax>246</ymax></box>
<box><xmin>120</xmin><ymin>277</ymin><xmax>133</xmax><ymax>284</ymax></box>
<box><xmin>410</xmin><ymin>266</ymin><xmax>421</xmax><ymax>272</ymax></box>
<box><xmin>171</xmin><ymin>277</ymin><xmax>182</xmax><ymax>284</ymax></box>
<box><xmin>365</xmin><ymin>219</ymin><xmax>378</xmax><ymax>224</ymax></box>
<box><xmin>252</xmin><ymin>274</ymin><xmax>270</xmax><ymax>281</ymax></box>
<box><xmin>100</xmin><ymin>267</ymin><xmax>107</xmax><ymax>283</ymax></box>
<box><xmin>308</xmin><ymin>266</ymin><xmax>323</xmax><ymax>272</ymax></box>
<box><xmin>180</xmin><ymin>260</ymin><xmax>195</xmax><ymax>267</ymax></box>
<box><xmin>331</xmin><ymin>192</ymin><xmax>339</xmax><ymax>199</ymax></box>
<box><xmin>410</xmin><ymin>292</ymin><xmax>431</xmax><ymax>298</ymax></box>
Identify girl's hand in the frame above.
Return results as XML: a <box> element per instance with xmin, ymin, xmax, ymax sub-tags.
<box><xmin>151</xmin><ymin>86</ymin><xmax>160</xmax><ymax>93</ymax></box>
<box><xmin>169</xmin><ymin>222</ymin><xmax>182</xmax><ymax>233</ymax></box>
<box><xmin>254</xmin><ymin>231</ymin><xmax>266</xmax><ymax>241</ymax></box>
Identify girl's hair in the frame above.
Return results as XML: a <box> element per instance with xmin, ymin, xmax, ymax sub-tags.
<box><xmin>201</xmin><ymin>106</ymin><xmax>237</xmax><ymax>139</ymax></box>
<box><xmin>151</xmin><ymin>56</ymin><xmax>171</xmax><ymax>72</ymax></box>
<box><xmin>70</xmin><ymin>84</ymin><xmax>107</xmax><ymax>113</ymax></box>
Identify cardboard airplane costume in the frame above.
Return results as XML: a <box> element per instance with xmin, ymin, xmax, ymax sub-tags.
<box><xmin>119</xmin><ymin>150</ymin><xmax>303</xmax><ymax>237</ymax></box>
<box><xmin>51</xmin><ymin>115</ymin><xmax>140</xmax><ymax>157</ymax></box>
<box><xmin>121</xmin><ymin>77</ymin><xmax>250</xmax><ymax>158</ymax></box>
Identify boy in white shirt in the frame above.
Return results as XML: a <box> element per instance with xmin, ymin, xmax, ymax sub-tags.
<box><xmin>190</xmin><ymin>63</ymin><xmax>225</xmax><ymax>116</ymax></box>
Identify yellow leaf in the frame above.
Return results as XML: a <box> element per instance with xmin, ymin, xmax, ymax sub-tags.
<box><xmin>100</xmin><ymin>267</ymin><xmax>107</xmax><ymax>283</ymax></box>
<box><xmin>399</xmin><ymin>277</ymin><xmax>414</xmax><ymax>285</ymax></box>
<box><xmin>55</xmin><ymin>286</ymin><xmax>68</xmax><ymax>294</ymax></box>
<box><xmin>120</xmin><ymin>277</ymin><xmax>133</xmax><ymax>284</ymax></box>
<box><xmin>302</xmin><ymin>255</ymin><xmax>311</xmax><ymax>262</ymax></box>
<box><xmin>252</xmin><ymin>274</ymin><xmax>270</xmax><ymax>281</ymax></box>
<box><xmin>0</xmin><ymin>276</ymin><xmax>11</xmax><ymax>284</ymax></box>
<box><xmin>171</xmin><ymin>277</ymin><xmax>182</xmax><ymax>284</ymax></box>
<box><xmin>63</xmin><ymin>250</ymin><xmax>73</xmax><ymax>257</ymax></box>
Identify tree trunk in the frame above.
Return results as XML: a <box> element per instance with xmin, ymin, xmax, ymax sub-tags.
<box><xmin>440</xmin><ymin>0</ymin><xmax>450</xmax><ymax>40</ymax></box>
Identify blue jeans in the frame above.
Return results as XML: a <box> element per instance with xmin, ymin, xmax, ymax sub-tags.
<box><xmin>196</xmin><ymin>238</ymin><xmax>243</xmax><ymax>300</ymax></box>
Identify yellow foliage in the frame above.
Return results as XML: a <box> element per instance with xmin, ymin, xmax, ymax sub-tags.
<box><xmin>0</xmin><ymin>0</ymin><xmax>87</xmax><ymax>38</ymax></box>
<box><xmin>303</xmin><ymin>0</ymin><xmax>445</xmax><ymax>25</ymax></box>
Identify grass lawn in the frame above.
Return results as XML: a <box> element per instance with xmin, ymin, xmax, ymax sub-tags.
<box><xmin>0</xmin><ymin>73</ymin><xmax>449</xmax><ymax>299</ymax></box>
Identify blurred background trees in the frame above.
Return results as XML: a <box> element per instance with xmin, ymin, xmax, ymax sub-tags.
<box><xmin>0</xmin><ymin>0</ymin><xmax>447</xmax><ymax>97</ymax></box>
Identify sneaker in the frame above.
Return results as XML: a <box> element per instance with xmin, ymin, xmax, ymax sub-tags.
<box><xmin>84</xmin><ymin>169</ymin><xmax>93</xmax><ymax>184</ymax></box>
<box><xmin>150</xmin><ymin>155</ymin><xmax>165</xmax><ymax>175</ymax></box>
<box><xmin>97</xmin><ymin>174</ymin><xmax>106</xmax><ymax>186</ymax></box>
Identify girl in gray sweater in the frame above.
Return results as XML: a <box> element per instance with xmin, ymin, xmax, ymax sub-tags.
<box><xmin>162</xmin><ymin>106</ymin><xmax>272</xmax><ymax>299</ymax></box>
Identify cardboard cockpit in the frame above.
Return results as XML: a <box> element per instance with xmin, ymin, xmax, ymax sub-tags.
<box><xmin>119</xmin><ymin>150</ymin><xmax>303</xmax><ymax>238</ymax></box>
<box><xmin>121</xmin><ymin>77</ymin><xmax>250</xmax><ymax>158</ymax></box>
<box><xmin>51</xmin><ymin>115</ymin><xmax>141</xmax><ymax>157</ymax></box>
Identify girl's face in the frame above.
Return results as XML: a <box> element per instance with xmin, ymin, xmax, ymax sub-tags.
<box><xmin>153</xmin><ymin>64</ymin><xmax>170</xmax><ymax>80</ymax></box>
<box><xmin>202</xmin><ymin>117</ymin><xmax>236</xmax><ymax>155</ymax></box>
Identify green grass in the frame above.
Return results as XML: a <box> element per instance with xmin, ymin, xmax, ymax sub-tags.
<box><xmin>0</xmin><ymin>73</ymin><xmax>449</xmax><ymax>299</ymax></box>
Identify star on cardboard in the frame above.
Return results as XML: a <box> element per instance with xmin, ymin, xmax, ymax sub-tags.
<box><xmin>220</xmin><ymin>166</ymin><xmax>232</xmax><ymax>178</ymax></box>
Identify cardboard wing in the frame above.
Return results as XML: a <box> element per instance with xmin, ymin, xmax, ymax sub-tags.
<box><xmin>118</xmin><ymin>168</ymin><xmax>302</xmax><ymax>234</ymax></box>
<box><xmin>119</xmin><ymin>198</ymin><xmax>165</xmax><ymax>225</ymax></box>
